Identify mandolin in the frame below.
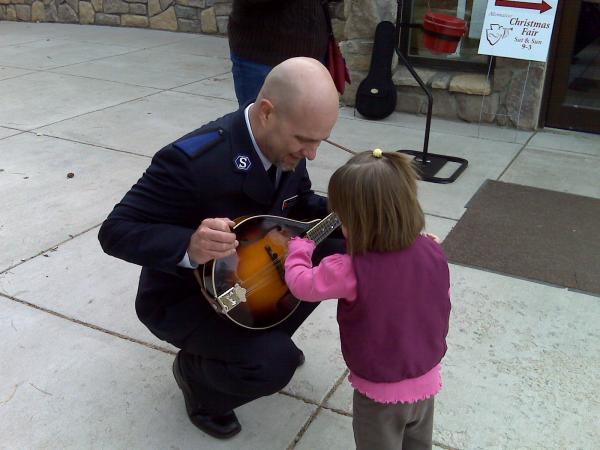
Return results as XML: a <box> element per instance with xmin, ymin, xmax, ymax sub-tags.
<box><xmin>195</xmin><ymin>212</ymin><xmax>341</xmax><ymax>330</ymax></box>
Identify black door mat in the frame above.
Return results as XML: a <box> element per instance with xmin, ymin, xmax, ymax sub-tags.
<box><xmin>442</xmin><ymin>180</ymin><xmax>600</xmax><ymax>296</ymax></box>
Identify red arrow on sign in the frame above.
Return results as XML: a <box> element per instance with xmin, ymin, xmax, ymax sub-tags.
<box><xmin>495</xmin><ymin>0</ymin><xmax>552</xmax><ymax>13</ymax></box>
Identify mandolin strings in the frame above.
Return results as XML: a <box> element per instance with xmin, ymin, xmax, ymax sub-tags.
<box><xmin>233</xmin><ymin>213</ymin><xmax>342</xmax><ymax>293</ymax></box>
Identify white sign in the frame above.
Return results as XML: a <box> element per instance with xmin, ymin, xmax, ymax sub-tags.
<box><xmin>477</xmin><ymin>0</ymin><xmax>558</xmax><ymax>62</ymax></box>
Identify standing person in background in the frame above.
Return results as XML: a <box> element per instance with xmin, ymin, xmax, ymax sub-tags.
<box><xmin>285</xmin><ymin>150</ymin><xmax>451</xmax><ymax>450</ymax></box>
<box><xmin>228</xmin><ymin>0</ymin><xmax>331</xmax><ymax>106</ymax></box>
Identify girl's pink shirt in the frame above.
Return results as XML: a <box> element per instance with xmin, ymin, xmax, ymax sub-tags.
<box><xmin>284</xmin><ymin>238</ymin><xmax>442</xmax><ymax>404</ymax></box>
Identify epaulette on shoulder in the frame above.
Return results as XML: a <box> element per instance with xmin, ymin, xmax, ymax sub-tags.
<box><xmin>173</xmin><ymin>128</ymin><xmax>225</xmax><ymax>159</ymax></box>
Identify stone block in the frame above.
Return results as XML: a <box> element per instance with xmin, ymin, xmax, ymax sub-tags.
<box><xmin>174</xmin><ymin>4</ymin><xmax>196</xmax><ymax>19</ymax></box>
<box><xmin>343</xmin><ymin>52</ymin><xmax>371</xmax><ymax>72</ymax></box>
<box><xmin>430</xmin><ymin>72</ymin><xmax>452</xmax><ymax>90</ymax></box>
<box><xmin>66</xmin><ymin>0</ymin><xmax>77</xmax><ymax>13</ymax></box>
<box><xmin>159</xmin><ymin>0</ymin><xmax>171</xmax><ymax>10</ymax></box>
<box><xmin>6</xmin><ymin>4</ymin><xmax>16</xmax><ymax>19</ymax></box>
<box><xmin>200</xmin><ymin>5</ymin><xmax>217</xmax><ymax>33</ymax></box>
<box><xmin>176</xmin><ymin>0</ymin><xmax>203</xmax><ymax>6</ymax></box>
<box><xmin>148</xmin><ymin>0</ymin><xmax>160</xmax><ymax>16</ymax></box>
<box><xmin>121</xmin><ymin>13</ymin><xmax>148</xmax><ymax>27</ymax></box>
<box><xmin>456</xmin><ymin>92</ymin><xmax>499</xmax><ymax>123</ymax></box>
<box><xmin>149</xmin><ymin>5</ymin><xmax>177</xmax><ymax>30</ymax></box>
<box><xmin>339</xmin><ymin>39</ymin><xmax>374</xmax><ymax>72</ymax></box>
<box><xmin>526</xmin><ymin>64</ymin><xmax>546</xmax><ymax>89</ymax></box>
<box><xmin>395</xmin><ymin>88</ymin><xmax>425</xmax><ymax>115</ymax></box>
<box><xmin>0</xmin><ymin>5</ymin><xmax>6</xmax><ymax>19</ymax></box>
<box><xmin>213</xmin><ymin>1</ymin><xmax>229</xmax><ymax>15</ymax></box>
<box><xmin>57</xmin><ymin>3</ymin><xmax>77</xmax><ymax>21</ymax></box>
<box><xmin>339</xmin><ymin>38</ymin><xmax>373</xmax><ymax>56</ymax></box>
<box><xmin>344</xmin><ymin>0</ymin><xmax>378</xmax><ymax>40</ymax></box>
<box><xmin>44</xmin><ymin>2</ymin><xmax>57</xmax><ymax>20</ymax></box>
<box><xmin>514</xmin><ymin>98</ymin><xmax>539</xmax><ymax>129</ymax></box>
<box><xmin>504</xmin><ymin>69</ymin><xmax>529</xmax><ymax>125</ymax></box>
<box><xmin>431</xmin><ymin>89</ymin><xmax>458</xmax><ymax>119</ymax></box>
<box><xmin>79</xmin><ymin>0</ymin><xmax>94</xmax><ymax>22</ymax></box>
<box><xmin>31</xmin><ymin>0</ymin><xmax>44</xmax><ymax>20</ymax></box>
<box><xmin>340</xmin><ymin>69</ymin><xmax>364</xmax><ymax>106</ymax></box>
<box><xmin>496</xmin><ymin>106</ymin><xmax>510</xmax><ymax>126</ymax></box>
<box><xmin>496</xmin><ymin>56</ymin><xmax>530</xmax><ymax>70</ymax></box>
<box><xmin>493</xmin><ymin>66</ymin><xmax>515</xmax><ymax>92</ymax></box>
<box><xmin>375</xmin><ymin>0</ymin><xmax>396</xmax><ymax>22</ymax></box>
<box><xmin>449</xmin><ymin>73</ymin><xmax>491</xmax><ymax>96</ymax></box>
<box><xmin>95</xmin><ymin>12</ymin><xmax>119</xmax><ymax>25</ymax></box>
<box><xmin>129</xmin><ymin>3</ymin><xmax>146</xmax><ymax>14</ymax></box>
<box><xmin>103</xmin><ymin>0</ymin><xmax>128</xmax><ymax>13</ymax></box>
<box><xmin>91</xmin><ymin>0</ymin><xmax>102</xmax><ymax>12</ymax></box>
<box><xmin>506</xmin><ymin>63</ymin><xmax>545</xmax><ymax>128</ymax></box>
<box><xmin>392</xmin><ymin>66</ymin><xmax>436</xmax><ymax>88</ymax></box>
<box><xmin>332</xmin><ymin>18</ymin><xmax>345</xmax><ymax>41</ymax></box>
<box><xmin>216</xmin><ymin>15</ymin><xmax>227</xmax><ymax>33</ymax></box>
<box><xmin>177</xmin><ymin>17</ymin><xmax>201</xmax><ymax>32</ymax></box>
<box><xmin>15</xmin><ymin>3</ymin><xmax>31</xmax><ymax>19</ymax></box>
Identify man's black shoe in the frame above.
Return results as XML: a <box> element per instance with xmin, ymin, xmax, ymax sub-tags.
<box><xmin>172</xmin><ymin>352</ymin><xmax>241</xmax><ymax>439</ymax></box>
<box><xmin>297</xmin><ymin>350</ymin><xmax>305</xmax><ymax>367</ymax></box>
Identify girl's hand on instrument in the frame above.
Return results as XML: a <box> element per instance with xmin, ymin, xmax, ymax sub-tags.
<box><xmin>288</xmin><ymin>236</ymin><xmax>315</xmax><ymax>245</ymax></box>
<box><xmin>188</xmin><ymin>218</ymin><xmax>238</xmax><ymax>264</ymax></box>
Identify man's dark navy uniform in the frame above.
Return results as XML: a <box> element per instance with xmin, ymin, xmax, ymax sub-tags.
<box><xmin>98</xmin><ymin>57</ymin><xmax>342</xmax><ymax>440</ymax></box>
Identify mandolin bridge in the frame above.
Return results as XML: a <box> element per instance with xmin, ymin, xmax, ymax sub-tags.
<box><xmin>216</xmin><ymin>283</ymin><xmax>247</xmax><ymax>313</ymax></box>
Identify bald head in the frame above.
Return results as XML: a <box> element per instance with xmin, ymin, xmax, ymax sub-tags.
<box><xmin>256</xmin><ymin>57</ymin><xmax>339</xmax><ymax>121</ymax></box>
<box><xmin>249</xmin><ymin>57</ymin><xmax>340</xmax><ymax>171</ymax></box>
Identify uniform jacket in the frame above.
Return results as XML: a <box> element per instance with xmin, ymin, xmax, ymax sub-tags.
<box><xmin>98</xmin><ymin>107</ymin><xmax>328</xmax><ymax>343</ymax></box>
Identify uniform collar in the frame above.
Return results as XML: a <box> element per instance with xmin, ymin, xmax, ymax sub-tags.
<box><xmin>244</xmin><ymin>104</ymin><xmax>271</xmax><ymax>171</ymax></box>
<box><xmin>244</xmin><ymin>103</ymin><xmax>280</xmax><ymax>187</ymax></box>
<box><xmin>229</xmin><ymin>106</ymin><xmax>274</xmax><ymax>206</ymax></box>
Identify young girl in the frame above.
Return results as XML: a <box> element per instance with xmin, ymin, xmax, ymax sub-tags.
<box><xmin>285</xmin><ymin>149</ymin><xmax>451</xmax><ymax>450</ymax></box>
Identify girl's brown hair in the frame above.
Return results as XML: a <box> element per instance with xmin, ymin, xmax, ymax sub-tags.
<box><xmin>328</xmin><ymin>150</ymin><xmax>425</xmax><ymax>255</ymax></box>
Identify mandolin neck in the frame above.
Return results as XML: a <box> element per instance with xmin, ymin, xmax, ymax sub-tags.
<box><xmin>304</xmin><ymin>213</ymin><xmax>342</xmax><ymax>245</ymax></box>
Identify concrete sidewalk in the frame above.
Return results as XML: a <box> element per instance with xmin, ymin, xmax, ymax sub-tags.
<box><xmin>1</xmin><ymin>22</ymin><xmax>599</xmax><ymax>449</ymax></box>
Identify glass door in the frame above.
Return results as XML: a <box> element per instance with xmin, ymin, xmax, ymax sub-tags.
<box><xmin>545</xmin><ymin>0</ymin><xmax>600</xmax><ymax>133</ymax></box>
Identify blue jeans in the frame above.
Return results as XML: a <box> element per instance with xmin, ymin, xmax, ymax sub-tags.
<box><xmin>231</xmin><ymin>53</ymin><xmax>274</xmax><ymax>107</ymax></box>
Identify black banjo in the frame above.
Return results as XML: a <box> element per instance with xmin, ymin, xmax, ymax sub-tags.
<box><xmin>355</xmin><ymin>20</ymin><xmax>398</xmax><ymax>120</ymax></box>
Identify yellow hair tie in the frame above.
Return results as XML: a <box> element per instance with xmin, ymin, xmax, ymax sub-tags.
<box><xmin>372</xmin><ymin>148</ymin><xmax>383</xmax><ymax>158</ymax></box>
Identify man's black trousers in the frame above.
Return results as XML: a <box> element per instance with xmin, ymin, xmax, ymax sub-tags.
<box><xmin>164</xmin><ymin>239</ymin><xmax>343</xmax><ymax>415</ymax></box>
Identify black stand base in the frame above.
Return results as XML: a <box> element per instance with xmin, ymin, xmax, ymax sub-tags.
<box><xmin>397</xmin><ymin>150</ymin><xmax>469</xmax><ymax>184</ymax></box>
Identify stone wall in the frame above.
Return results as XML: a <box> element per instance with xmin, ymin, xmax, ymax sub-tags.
<box><xmin>0</xmin><ymin>0</ymin><xmax>232</xmax><ymax>34</ymax></box>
